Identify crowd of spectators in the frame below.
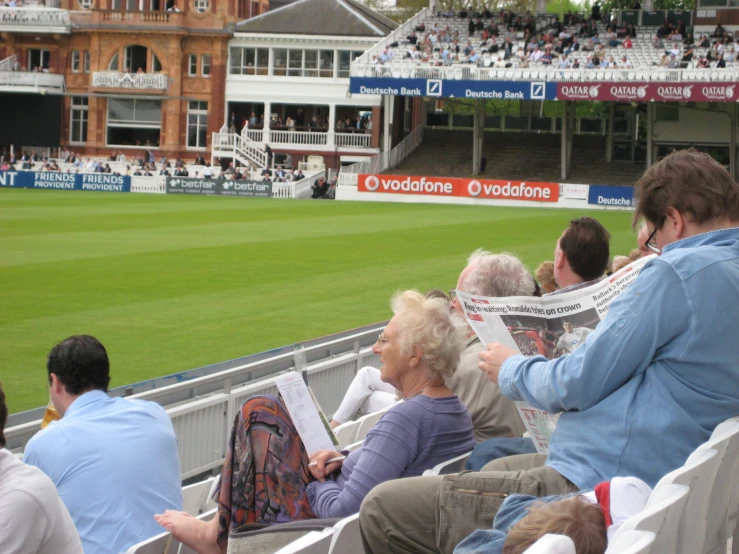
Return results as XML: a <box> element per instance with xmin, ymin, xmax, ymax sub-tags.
<box><xmin>370</xmin><ymin>8</ymin><xmax>737</xmax><ymax>72</ymax></box>
<box><xmin>3</xmin><ymin>149</ymin><xmax>738</xmax><ymax>554</ymax></box>
<box><xmin>228</xmin><ymin>111</ymin><xmax>371</xmax><ymax>135</ymax></box>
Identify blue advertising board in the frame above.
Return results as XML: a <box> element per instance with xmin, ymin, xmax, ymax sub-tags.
<box><xmin>349</xmin><ymin>77</ymin><xmax>557</xmax><ymax>100</ymax></box>
<box><xmin>0</xmin><ymin>171</ymin><xmax>131</xmax><ymax>192</ymax></box>
<box><xmin>588</xmin><ymin>184</ymin><xmax>635</xmax><ymax>207</ymax></box>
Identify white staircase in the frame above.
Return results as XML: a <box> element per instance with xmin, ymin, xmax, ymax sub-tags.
<box><xmin>211</xmin><ymin>130</ymin><xmax>268</xmax><ymax>169</ymax></box>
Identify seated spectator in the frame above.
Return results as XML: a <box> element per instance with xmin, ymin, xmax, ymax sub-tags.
<box><xmin>456</xmin><ymin>476</ymin><xmax>652</xmax><ymax>553</ymax></box>
<box><xmin>698</xmin><ymin>55</ymin><xmax>710</xmax><ymax>68</ymax></box>
<box><xmin>622</xmin><ymin>55</ymin><xmax>633</xmax><ymax>68</ymax></box>
<box><xmin>682</xmin><ymin>47</ymin><xmax>694</xmax><ymax>62</ymax></box>
<box><xmin>699</xmin><ymin>34</ymin><xmax>711</xmax><ymax>48</ymax></box>
<box><xmin>156</xmin><ymin>291</ymin><xmax>476</xmax><ymax>551</ymax></box>
<box><xmin>623</xmin><ymin>36</ymin><xmax>633</xmax><ymax>48</ymax></box>
<box><xmin>359</xmin><ymin>149</ymin><xmax>739</xmax><ymax>554</ymax></box>
<box><xmin>23</xmin><ymin>336</ymin><xmax>182</xmax><ymax>554</ymax></box>
<box><xmin>535</xmin><ymin>261</ymin><xmax>557</xmax><ymax>293</ymax></box>
<box><xmin>717</xmin><ymin>54</ymin><xmax>726</xmax><ymax>68</ymax></box>
<box><xmin>311</xmin><ymin>176</ymin><xmax>329</xmax><ymax>198</ymax></box>
<box><xmin>0</xmin><ymin>383</ymin><xmax>84</xmax><ymax>554</ymax></box>
<box><xmin>714</xmin><ymin>23</ymin><xmax>726</xmax><ymax>38</ymax></box>
<box><xmin>684</xmin><ymin>32</ymin><xmax>694</xmax><ymax>46</ymax></box>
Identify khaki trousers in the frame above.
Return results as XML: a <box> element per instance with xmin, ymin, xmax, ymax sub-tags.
<box><xmin>359</xmin><ymin>454</ymin><xmax>579</xmax><ymax>554</ymax></box>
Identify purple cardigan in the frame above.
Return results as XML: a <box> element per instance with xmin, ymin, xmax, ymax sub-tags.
<box><xmin>305</xmin><ymin>395</ymin><xmax>476</xmax><ymax>518</ymax></box>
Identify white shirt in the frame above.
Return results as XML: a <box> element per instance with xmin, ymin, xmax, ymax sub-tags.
<box><xmin>0</xmin><ymin>449</ymin><xmax>83</xmax><ymax>554</ymax></box>
<box><xmin>556</xmin><ymin>327</ymin><xmax>593</xmax><ymax>354</ymax></box>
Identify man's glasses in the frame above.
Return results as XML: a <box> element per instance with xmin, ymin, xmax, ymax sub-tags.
<box><xmin>448</xmin><ymin>289</ymin><xmax>457</xmax><ymax>302</ymax></box>
<box><xmin>644</xmin><ymin>219</ymin><xmax>665</xmax><ymax>255</ymax></box>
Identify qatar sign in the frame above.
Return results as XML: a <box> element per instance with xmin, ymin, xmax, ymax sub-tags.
<box><xmin>358</xmin><ymin>173</ymin><xmax>559</xmax><ymax>202</ymax></box>
<box><xmin>557</xmin><ymin>82</ymin><xmax>737</xmax><ymax>102</ymax></box>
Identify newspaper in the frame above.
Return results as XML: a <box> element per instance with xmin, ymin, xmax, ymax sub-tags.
<box><xmin>457</xmin><ymin>255</ymin><xmax>654</xmax><ymax>453</ymax></box>
<box><xmin>275</xmin><ymin>372</ymin><xmax>339</xmax><ymax>455</ymax></box>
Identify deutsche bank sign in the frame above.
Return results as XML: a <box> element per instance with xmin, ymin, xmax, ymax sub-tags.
<box><xmin>350</xmin><ymin>77</ymin><xmax>557</xmax><ymax>100</ymax></box>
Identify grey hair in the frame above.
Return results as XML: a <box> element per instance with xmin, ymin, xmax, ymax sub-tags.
<box><xmin>462</xmin><ymin>249</ymin><xmax>536</xmax><ymax>297</ymax></box>
<box><xmin>390</xmin><ymin>290</ymin><xmax>466</xmax><ymax>384</ymax></box>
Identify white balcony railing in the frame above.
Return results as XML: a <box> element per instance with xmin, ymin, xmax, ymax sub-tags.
<box><xmin>0</xmin><ymin>7</ymin><xmax>70</xmax><ymax>30</ymax></box>
<box><xmin>235</xmin><ymin>130</ymin><xmax>373</xmax><ymax>149</ymax></box>
<box><xmin>270</xmin><ymin>130</ymin><xmax>328</xmax><ymax>146</ymax></box>
<box><xmin>0</xmin><ymin>71</ymin><xmax>65</xmax><ymax>92</ymax></box>
<box><xmin>335</xmin><ymin>132</ymin><xmax>371</xmax><ymax>148</ymax></box>
<box><xmin>92</xmin><ymin>71</ymin><xmax>168</xmax><ymax>90</ymax></box>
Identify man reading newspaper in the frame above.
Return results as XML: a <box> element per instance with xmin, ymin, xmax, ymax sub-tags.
<box><xmin>359</xmin><ymin>149</ymin><xmax>739</xmax><ymax>554</ymax></box>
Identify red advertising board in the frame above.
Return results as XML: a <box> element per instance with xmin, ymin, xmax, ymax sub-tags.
<box><xmin>357</xmin><ymin>174</ymin><xmax>559</xmax><ymax>202</ymax></box>
<box><xmin>557</xmin><ymin>82</ymin><xmax>737</xmax><ymax>102</ymax></box>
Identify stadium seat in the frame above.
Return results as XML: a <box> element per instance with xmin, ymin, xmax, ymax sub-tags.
<box><xmin>181</xmin><ymin>476</ymin><xmax>217</xmax><ymax>516</ymax></box>
<box><xmin>333</xmin><ymin>420</ymin><xmax>361</xmax><ymax>449</ymax></box>
<box><xmin>273</xmin><ymin>529</ymin><xmax>336</xmax><ymax>554</ymax></box>
<box><xmin>125</xmin><ymin>532</ymin><xmax>181</xmax><ymax>554</ymax></box>
<box><xmin>650</xmin><ymin>448</ymin><xmax>720</xmax><ymax>554</ymax></box>
<box><xmin>327</xmin><ymin>514</ymin><xmax>360</xmax><ymax>554</ymax></box>
<box><xmin>699</xmin><ymin>418</ymin><xmax>739</xmax><ymax>554</ymax></box>
<box><xmin>605</xmin><ymin>531</ymin><xmax>656</xmax><ymax>554</ymax></box>
<box><xmin>612</xmin><ymin>484</ymin><xmax>689</xmax><ymax>553</ymax></box>
<box><xmin>352</xmin><ymin>406</ymin><xmax>391</xmax><ymax>442</ymax></box>
<box><xmin>423</xmin><ymin>451</ymin><xmax>473</xmax><ymax>476</ymax></box>
<box><xmin>521</xmin><ymin>534</ymin><xmax>575</xmax><ymax>553</ymax></box>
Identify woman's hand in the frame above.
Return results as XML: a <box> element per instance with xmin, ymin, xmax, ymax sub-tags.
<box><xmin>478</xmin><ymin>342</ymin><xmax>518</xmax><ymax>384</ymax></box>
<box><xmin>308</xmin><ymin>450</ymin><xmax>345</xmax><ymax>482</ymax></box>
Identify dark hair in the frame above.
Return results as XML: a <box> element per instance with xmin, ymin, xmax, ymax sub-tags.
<box><xmin>633</xmin><ymin>149</ymin><xmax>739</xmax><ymax>229</ymax></box>
<box><xmin>559</xmin><ymin>217</ymin><xmax>610</xmax><ymax>281</ymax></box>
<box><xmin>0</xmin><ymin>383</ymin><xmax>7</xmax><ymax>448</ymax></box>
<box><xmin>47</xmin><ymin>335</ymin><xmax>110</xmax><ymax>395</ymax></box>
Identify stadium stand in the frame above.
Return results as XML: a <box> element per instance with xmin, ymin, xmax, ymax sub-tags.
<box><xmin>353</xmin><ymin>8</ymin><xmax>739</xmax><ymax>79</ymax></box>
<box><xmin>389</xmin><ymin>129</ymin><xmax>647</xmax><ymax>186</ymax></box>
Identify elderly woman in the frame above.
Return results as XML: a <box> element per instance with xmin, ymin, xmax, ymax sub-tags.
<box><xmin>156</xmin><ymin>290</ymin><xmax>475</xmax><ymax>554</ymax></box>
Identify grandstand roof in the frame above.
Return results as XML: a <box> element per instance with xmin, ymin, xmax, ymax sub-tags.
<box><xmin>234</xmin><ymin>0</ymin><xmax>398</xmax><ymax>37</ymax></box>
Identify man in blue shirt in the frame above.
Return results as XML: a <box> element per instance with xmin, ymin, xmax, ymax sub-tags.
<box><xmin>24</xmin><ymin>335</ymin><xmax>182</xmax><ymax>554</ymax></box>
<box><xmin>359</xmin><ymin>149</ymin><xmax>739</xmax><ymax>554</ymax></box>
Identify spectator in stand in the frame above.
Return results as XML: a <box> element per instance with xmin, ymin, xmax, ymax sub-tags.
<box><xmin>0</xmin><ymin>383</ymin><xmax>84</xmax><ymax>554</ymax></box>
<box><xmin>156</xmin><ymin>290</ymin><xmax>476</xmax><ymax>552</ymax></box>
<box><xmin>717</xmin><ymin>54</ymin><xmax>727</xmax><ymax>68</ymax></box>
<box><xmin>682</xmin><ymin>47</ymin><xmax>694</xmax><ymax>63</ymax></box>
<box><xmin>535</xmin><ymin>261</ymin><xmax>557</xmax><ymax>294</ymax></box>
<box><xmin>699</xmin><ymin>34</ymin><xmax>711</xmax><ymax>48</ymax></box>
<box><xmin>684</xmin><ymin>32</ymin><xmax>695</xmax><ymax>46</ymax></box>
<box><xmin>360</xmin><ymin>149</ymin><xmax>739</xmax><ymax>554</ymax></box>
<box><xmin>623</xmin><ymin>36</ymin><xmax>633</xmax><ymax>48</ymax></box>
<box><xmin>23</xmin><ymin>336</ymin><xmax>182</xmax><ymax>554</ymax></box>
<box><xmin>622</xmin><ymin>55</ymin><xmax>633</xmax><ymax>68</ymax></box>
<box><xmin>714</xmin><ymin>23</ymin><xmax>726</xmax><ymax>38</ymax></box>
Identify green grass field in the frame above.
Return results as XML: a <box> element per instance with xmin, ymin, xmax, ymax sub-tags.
<box><xmin>0</xmin><ymin>190</ymin><xmax>635</xmax><ymax>414</ymax></box>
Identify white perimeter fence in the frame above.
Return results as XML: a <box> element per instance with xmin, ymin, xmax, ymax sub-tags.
<box><xmin>6</xmin><ymin>325</ymin><xmax>383</xmax><ymax>480</ymax></box>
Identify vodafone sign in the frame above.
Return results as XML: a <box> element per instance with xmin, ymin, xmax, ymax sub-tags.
<box><xmin>358</xmin><ymin>174</ymin><xmax>559</xmax><ymax>202</ymax></box>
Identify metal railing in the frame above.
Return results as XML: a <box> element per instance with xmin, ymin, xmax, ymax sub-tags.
<box><xmin>338</xmin><ymin>124</ymin><xmax>424</xmax><ymax>186</ymax></box>
<box><xmin>92</xmin><ymin>71</ymin><xmax>168</xmax><ymax>90</ymax></box>
<box><xmin>0</xmin><ymin>54</ymin><xmax>17</xmax><ymax>71</ymax></box>
<box><xmin>212</xmin><ymin>132</ymin><xmax>268</xmax><ymax>169</ymax></box>
<box><xmin>0</xmin><ymin>6</ymin><xmax>70</xmax><ymax>29</ymax></box>
<box><xmin>0</xmin><ymin>71</ymin><xmax>65</xmax><ymax>92</ymax></box>
<box><xmin>271</xmin><ymin>130</ymin><xmax>329</xmax><ymax>146</ymax></box>
<box><xmin>336</xmin><ymin>132</ymin><xmax>371</xmax><ymax>148</ymax></box>
<box><xmin>354</xmin><ymin>7</ymin><xmax>428</xmax><ymax>66</ymax></box>
<box><xmin>4</xmin><ymin>324</ymin><xmax>384</xmax><ymax>478</ymax></box>
<box><xmin>352</xmin><ymin>63</ymin><xmax>739</xmax><ymax>84</ymax></box>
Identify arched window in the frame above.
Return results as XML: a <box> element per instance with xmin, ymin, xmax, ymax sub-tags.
<box><xmin>106</xmin><ymin>45</ymin><xmax>163</xmax><ymax>74</ymax></box>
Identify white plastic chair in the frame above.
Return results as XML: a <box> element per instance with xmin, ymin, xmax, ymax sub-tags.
<box><xmin>181</xmin><ymin>476</ymin><xmax>216</xmax><ymax>516</ymax></box>
<box><xmin>605</xmin><ymin>530</ymin><xmax>656</xmax><ymax>554</ymax></box>
<box><xmin>344</xmin><ymin>439</ymin><xmax>364</xmax><ymax>452</ymax></box>
<box><xmin>651</xmin><ymin>448</ymin><xmax>720</xmax><ymax>554</ymax></box>
<box><xmin>522</xmin><ymin>533</ymin><xmax>575</xmax><ymax>553</ymax></box>
<box><xmin>333</xmin><ymin>420</ymin><xmax>361</xmax><ymax>449</ymax></box>
<box><xmin>125</xmin><ymin>533</ymin><xmax>180</xmax><ymax>554</ymax></box>
<box><xmin>178</xmin><ymin>509</ymin><xmax>217</xmax><ymax>554</ymax></box>
<box><xmin>327</xmin><ymin>513</ymin><xmax>360</xmax><ymax>554</ymax></box>
<box><xmin>612</xmin><ymin>484</ymin><xmax>689</xmax><ymax>553</ymax></box>
<box><xmin>423</xmin><ymin>451</ymin><xmax>473</xmax><ymax>476</ymax></box>
<box><xmin>274</xmin><ymin>529</ymin><xmax>336</xmax><ymax>554</ymax></box>
<box><xmin>700</xmin><ymin>418</ymin><xmax>739</xmax><ymax>554</ymax></box>
<box><xmin>353</xmin><ymin>406</ymin><xmax>391</xmax><ymax>442</ymax></box>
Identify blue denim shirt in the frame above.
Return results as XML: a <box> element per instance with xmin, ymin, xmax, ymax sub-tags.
<box><xmin>499</xmin><ymin>228</ymin><xmax>739</xmax><ymax>489</ymax></box>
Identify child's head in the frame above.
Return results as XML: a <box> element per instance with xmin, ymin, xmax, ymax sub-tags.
<box><xmin>503</xmin><ymin>496</ymin><xmax>607</xmax><ymax>554</ymax></box>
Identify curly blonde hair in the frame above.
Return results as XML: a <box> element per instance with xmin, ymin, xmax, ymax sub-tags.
<box><xmin>390</xmin><ymin>290</ymin><xmax>466</xmax><ymax>383</ymax></box>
